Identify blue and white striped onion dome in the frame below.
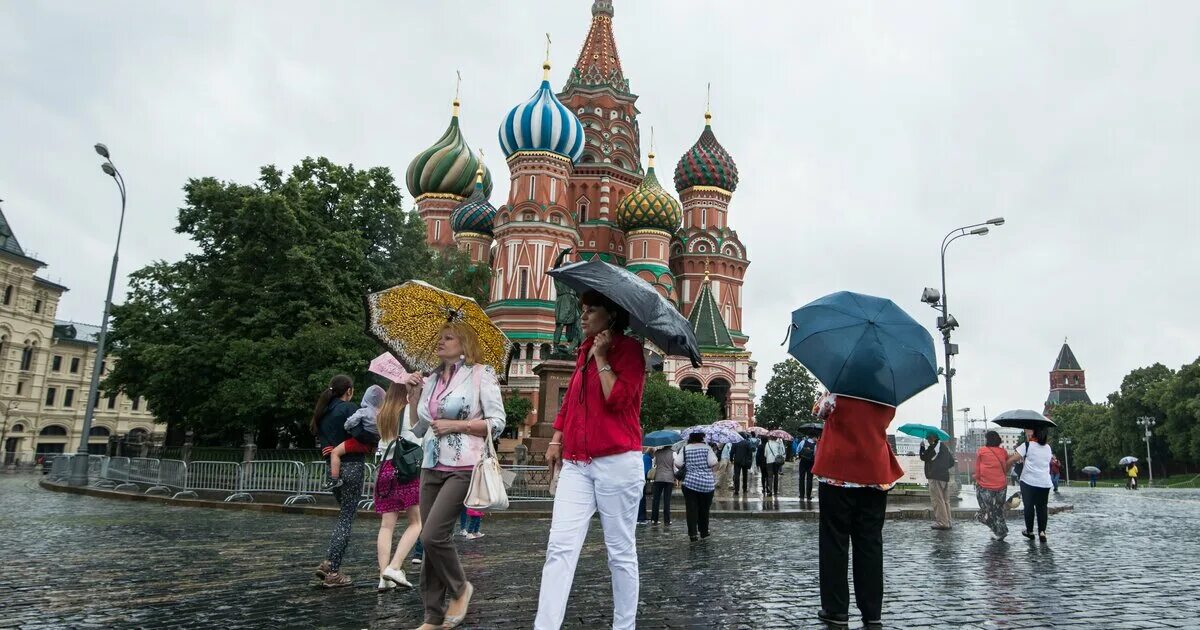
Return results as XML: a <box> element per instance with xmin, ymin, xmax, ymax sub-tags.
<box><xmin>498</xmin><ymin>68</ymin><xmax>585</xmax><ymax>163</ymax></box>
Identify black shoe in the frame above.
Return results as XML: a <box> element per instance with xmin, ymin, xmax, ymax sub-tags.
<box><xmin>817</xmin><ymin>609</ymin><xmax>849</xmax><ymax>626</ymax></box>
<box><xmin>1021</xmin><ymin>530</ymin><xmax>1035</xmax><ymax>539</ymax></box>
<box><xmin>863</xmin><ymin>619</ymin><xmax>884</xmax><ymax>628</ymax></box>
<box><xmin>689</xmin><ymin>535</ymin><xmax>699</xmax><ymax>542</ymax></box>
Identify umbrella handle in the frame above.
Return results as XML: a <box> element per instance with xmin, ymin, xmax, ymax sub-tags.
<box><xmin>779</xmin><ymin>324</ymin><xmax>796</xmax><ymax>347</ymax></box>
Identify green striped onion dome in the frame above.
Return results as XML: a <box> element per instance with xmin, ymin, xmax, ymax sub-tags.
<box><xmin>450</xmin><ymin>173</ymin><xmax>496</xmax><ymax>236</ymax></box>
<box><xmin>615</xmin><ymin>158</ymin><xmax>682</xmax><ymax>233</ymax></box>
<box><xmin>406</xmin><ymin>104</ymin><xmax>493</xmax><ymax>199</ymax></box>
<box><xmin>674</xmin><ymin>113</ymin><xmax>738</xmax><ymax>193</ymax></box>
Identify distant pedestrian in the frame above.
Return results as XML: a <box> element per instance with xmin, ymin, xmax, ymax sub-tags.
<box><xmin>731</xmin><ymin>433</ymin><xmax>755</xmax><ymax>496</ymax></box>
<box><xmin>756</xmin><ymin>434</ymin><xmax>770</xmax><ymax>495</ymax></box>
<box><xmin>372</xmin><ymin>381</ymin><xmax>423</xmax><ymax>592</ymax></box>
<box><xmin>1049</xmin><ymin>455</ymin><xmax>1061</xmax><ymax>493</ymax></box>
<box><xmin>796</xmin><ymin>435</ymin><xmax>818</xmax><ymax>506</ymax></box>
<box><xmin>715</xmin><ymin>441</ymin><xmax>733</xmax><ymax>497</ymax></box>
<box><xmin>1126</xmin><ymin>463</ymin><xmax>1139</xmax><ymax>490</ymax></box>
<box><xmin>1008</xmin><ymin>428</ymin><xmax>1053</xmax><ymax>543</ymax></box>
<box><xmin>462</xmin><ymin>508</ymin><xmax>485</xmax><ymax>539</ymax></box>
<box><xmin>406</xmin><ymin>322</ymin><xmax>507</xmax><ymax>630</ymax></box>
<box><xmin>535</xmin><ymin>290</ymin><xmax>646</xmax><ymax>630</ymax></box>
<box><xmin>650</xmin><ymin>445</ymin><xmax>676</xmax><ymax>526</ymax></box>
<box><xmin>311</xmin><ymin>374</ymin><xmax>361</xmax><ymax>588</ymax></box>
<box><xmin>1088</xmin><ymin>471</ymin><xmax>1099</xmax><ymax>488</ymax></box>
<box><xmin>812</xmin><ymin>393</ymin><xmax>903</xmax><ymax>628</ymax></box>
<box><xmin>638</xmin><ymin>449</ymin><xmax>653</xmax><ymax>524</ymax></box>
<box><xmin>920</xmin><ymin>434</ymin><xmax>955</xmax><ymax>530</ymax></box>
<box><xmin>974</xmin><ymin>431</ymin><xmax>1012</xmax><ymax>540</ymax></box>
<box><xmin>674</xmin><ymin>430</ymin><xmax>718</xmax><ymax>542</ymax></box>
<box><xmin>765</xmin><ymin>435</ymin><xmax>786</xmax><ymax>497</ymax></box>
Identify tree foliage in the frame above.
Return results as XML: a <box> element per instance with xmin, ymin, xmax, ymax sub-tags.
<box><xmin>502</xmin><ymin>393</ymin><xmax>534</xmax><ymax>437</ymax></box>
<box><xmin>104</xmin><ymin>158</ymin><xmax>487</xmax><ymax>447</ymax></box>
<box><xmin>755</xmin><ymin>358</ymin><xmax>822</xmax><ymax>434</ymax></box>
<box><xmin>640</xmin><ymin>372</ymin><xmax>721</xmax><ymax>432</ymax></box>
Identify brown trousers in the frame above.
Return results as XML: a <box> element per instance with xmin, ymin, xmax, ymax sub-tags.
<box><xmin>929</xmin><ymin>479</ymin><xmax>952</xmax><ymax>528</ymax></box>
<box><xmin>419</xmin><ymin>468</ymin><xmax>472</xmax><ymax>625</ymax></box>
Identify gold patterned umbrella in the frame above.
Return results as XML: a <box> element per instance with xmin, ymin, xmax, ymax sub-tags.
<box><xmin>365</xmin><ymin>280</ymin><xmax>511</xmax><ymax>376</ymax></box>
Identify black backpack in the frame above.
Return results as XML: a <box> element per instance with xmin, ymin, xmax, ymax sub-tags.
<box><xmin>388</xmin><ymin>438</ymin><xmax>424</xmax><ymax>484</ymax></box>
<box><xmin>798</xmin><ymin>441</ymin><xmax>816</xmax><ymax>462</ymax></box>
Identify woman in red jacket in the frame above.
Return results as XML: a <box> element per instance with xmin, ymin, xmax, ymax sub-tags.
<box><xmin>811</xmin><ymin>392</ymin><xmax>904</xmax><ymax>629</ymax></box>
<box><xmin>534</xmin><ymin>290</ymin><xmax>646</xmax><ymax>630</ymax></box>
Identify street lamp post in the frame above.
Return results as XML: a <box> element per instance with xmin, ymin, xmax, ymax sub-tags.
<box><xmin>1137</xmin><ymin>417</ymin><xmax>1156</xmax><ymax>487</ymax></box>
<box><xmin>67</xmin><ymin>143</ymin><xmax>127</xmax><ymax>487</ymax></box>
<box><xmin>1061</xmin><ymin>437</ymin><xmax>1072</xmax><ymax>487</ymax></box>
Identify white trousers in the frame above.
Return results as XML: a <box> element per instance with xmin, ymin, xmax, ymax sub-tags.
<box><xmin>534</xmin><ymin>450</ymin><xmax>643</xmax><ymax>630</ymax></box>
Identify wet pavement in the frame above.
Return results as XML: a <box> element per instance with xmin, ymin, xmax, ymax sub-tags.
<box><xmin>2</xmin><ymin>473</ymin><xmax>1198</xmax><ymax>628</ymax></box>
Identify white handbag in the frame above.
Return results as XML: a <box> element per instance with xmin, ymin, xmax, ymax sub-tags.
<box><xmin>464</xmin><ymin>420</ymin><xmax>514</xmax><ymax>511</ymax></box>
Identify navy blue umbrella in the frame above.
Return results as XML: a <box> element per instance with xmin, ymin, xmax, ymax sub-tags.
<box><xmin>548</xmin><ymin>258</ymin><xmax>702</xmax><ymax>367</ymax></box>
<box><xmin>786</xmin><ymin>291</ymin><xmax>937</xmax><ymax>407</ymax></box>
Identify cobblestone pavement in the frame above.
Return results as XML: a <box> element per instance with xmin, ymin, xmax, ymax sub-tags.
<box><xmin>2</xmin><ymin>474</ymin><xmax>1198</xmax><ymax>629</ymax></box>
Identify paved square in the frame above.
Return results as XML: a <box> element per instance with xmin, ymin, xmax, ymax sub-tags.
<box><xmin>2</xmin><ymin>475</ymin><xmax>1198</xmax><ymax>628</ymax></box>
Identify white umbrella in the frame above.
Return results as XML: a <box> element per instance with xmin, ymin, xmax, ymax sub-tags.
<box><xmin>1119</xmin><ymin>456</ymin><xmax>1138</xmax><ymax>466</ymax></box>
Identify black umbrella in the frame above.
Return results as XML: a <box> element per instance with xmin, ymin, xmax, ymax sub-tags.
<box><xmin>992</xmin><ymin>409</ymin><xmax>1057</xmax><ymax>430</ymax></box>
<box><xmin>548</xmin><ymin>258</ymin><xmax>702</xmax><ymax>367</ymax></box>
<box><xmin>798</xmin><ymin>423</ymin><xmax>824</xmax><ymax>437</ymax></box>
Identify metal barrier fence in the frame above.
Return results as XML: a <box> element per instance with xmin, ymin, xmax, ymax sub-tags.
<box><xmin>146</xmin><ymin>459</ymin><xmax>188</xmax><ymax>496</ymax></box>
<box><xmin>47</xmin><ymin>455</ymin><xmax>547</xmax><ymax>508</ymax></box>
<box><xmin>505</xmin><ymin>465</ymin><xmax>552</xmax><ymax>501</ymax></box>
<box><xmin>177</xmin><ymin>461</ymin><xmax>241</xmax><ymax>499</ymax></box>
<box><xmin>49</xmin><ymin>454</ymin><xmax>74</xmax><ymax>481</ymax></box>
<box><xmin>226</xmin><ymin>460</ymin><xmax>307</xmax><ymax>504</ymax></box>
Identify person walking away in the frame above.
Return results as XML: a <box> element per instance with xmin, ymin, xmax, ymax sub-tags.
<box><xmin>324</xmin><ymin>385</ymin><xmax>385</xmax><ymax>497</ymax></box>
<box><xmin>812</xmin><ymin>393</ymin><xmax>903</xmax><ymax>628</ymax></box>
<box><xmin>373</xmin><ymin>381</ymin><xmax>424</xmax><ymax>592</ymax></box>
<box><xmin>1008</xmin><ymin>428</ymin><xmax>1054</xmax><ymax>543</ymax></box>
<box><xmin>312</xmin><ymin>375</ymin><xmax>362</xmax><ymax>588</ymax></box>
<box><xmin>756</xmin><ymin>435</ymin><xmax>770</xmax><ymax>495</ymax></box>
<box><xmin>765</xmin><ymin>436</ymin><xmax>786</xmax><ymax>497</ymax></box>
<box><xmin>973</xmin><ymin>431</ymin><xmax>1012</xmax><ymax>540</ymax></box>
<box><xmin>405</xmin><ymin>322</ymin><xmax>507</xmax><ymax>630</ymax></box>
<box><xmin>796</xmin><ymin>436</ymin><xmax>818</xmax><ymax>507</ymax></box>
<box><xmin>651</xmin><ymin>445</ymin><xmax>676</xmax><ymax>526</ymax></box>
<box><xmin>638</xmin><ymin>449</ymin><xmax>653</xmax><ymax>524</ymax></box>
<box><xmin>1126</xmin><ymin>463</ymin><xmax>1139</xmax><ymax>490</ymax></box>
<box><xmin>715</xmin><ymin>441</ymin><xmax>734</xmax><ymax>497</ymax></box>
<box><xmin>732</xmin><ymin>433</ymin><xmax>755</xmax><ymax>496</ymax></box>
<box><xmin>920</xmin><ymin>435</ymin><xmax>955</xmax><ymax>530</ymax></box>
<box><xmin>1049</xmin><ymin>455</ymin><xmax>1061</xmax><ymax>493</ymax></box>
<box><xmin>535</xmin><ymin>290</ymin><xmax>647</xmax><ymax>630</ymax></box>
<box><xmin>1088</xmin><ymin>470</ymin><xmax>1099</xmax><ymax>488</ymax></box>
<box><xmin>674</xmin><ymin>430</ymin><xmax>718</xmax><ymax>541</ymax></box>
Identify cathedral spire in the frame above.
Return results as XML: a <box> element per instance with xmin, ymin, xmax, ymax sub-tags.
<box><xmin>566</xmin><ymin>0</ymin><xmax>628</xmax><ymax>92</ymax></box>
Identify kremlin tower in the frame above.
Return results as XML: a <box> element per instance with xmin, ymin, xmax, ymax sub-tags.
<box><xmin>405</xmin><ymin>0</ymin><xmax>757</xmax><ymax>429</ymax></box>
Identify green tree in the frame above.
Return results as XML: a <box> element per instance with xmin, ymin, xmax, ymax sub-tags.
<box><xmin>1159</xmin><ymin>357</ymin><xmax>1200</xmax><ymax>464</ymax></box>
<box><xmin>1047</xmin><ymin>401</ymin><xmax>1117</xmax><ymax>471</ymax></box>
<box><xmin>640</xmin><ymin>372</ymin><xmax>721</xmax><ymax>432</ymax></box>
<box><xmin>104</xmin><ymin>157</ymin><xmax>466</xmax><ymax>447</ymax></box>
<box><xmin>502</xmin><ymin>393</ymin><xmax>534</xmax><ymax>437</ymax></box>
<box><xmin>1108</xmin><ymin>363</ymin><xmax>1176</xmax><ymax>468</ymax></box>
<box><xmin>756</xmin><ymin>358</ymin><xmax>821</xmax><ymax>434</ymax></box>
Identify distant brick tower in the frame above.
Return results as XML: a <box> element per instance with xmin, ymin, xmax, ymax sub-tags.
<box><xmin>1044</xmin><ymin>341</ymin><xmax>1091</xmax><ymax>415</ymax></box>
<box><xmin>406</xmin><ymin>98</ymin><xmax>493</xmax><ymax>250</ymax></box>
<box><xmin>558</xmin><ymin>0</ymin><xmax>643</xmax><ymax>264</ymax></box>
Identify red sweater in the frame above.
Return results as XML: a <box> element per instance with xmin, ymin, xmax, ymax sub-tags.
<box><xmin>553</xmin><ymin>333</ymin><xmax>645</xmax><ymax>462</ymax></box>
<box><xmin>811</xmin><ymin>396</ymin><xmax>904</xmax><ymax>486</ymax></box>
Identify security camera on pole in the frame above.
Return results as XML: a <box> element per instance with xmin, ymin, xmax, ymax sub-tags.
<box><xmin>922</xmin><ymin>217</ymin><xmax>1005</xmax><ymax>498</ymax></box>
<box><xmin>1137</xmin><ymin>417</ymin><xmax>1155</xmax><ymax>486</ymax></box>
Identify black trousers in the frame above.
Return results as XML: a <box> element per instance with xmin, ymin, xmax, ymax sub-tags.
<box><xmin>819</xmin><ymin>483</ymin><xmax>887</xmax><ymax>621</ymax></box>
<box><xmin>682</xmin><ymin>487</ymin><xmax>714</xmax><ymax>539</ymax></box>
<box><xmin>733</xmin><ymin>465</ymin><xmax>750</xmax><ymax>493</ymax></box>
<box><xmin>1020</xmin><ymin>481</ymin><xmax>1050</xmax><ymax>533</ymax></box>
<box><xmin>758</xmin><ymin>462</ymin><xmax>771</xmax><ymax>493</ymax></box>
<box><xmin>799</xmin><ymin>463</ymin><xmax>815</xmax><ymax>500</ymax></box>
<box><xmin>772</xmin><ymin>462</ymin><xmax>783</xmax><ymax>495</ymax></box>
<box><xmin>651</xmin><ymin>481</ymin><xmax>673</xmax><ymax>524</ymax></box>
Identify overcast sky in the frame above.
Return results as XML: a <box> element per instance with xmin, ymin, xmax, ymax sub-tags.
<box><xmin>3</xmin><ymin>1</ymin><xmax>1198</xmax><ymax>432</ymax></box>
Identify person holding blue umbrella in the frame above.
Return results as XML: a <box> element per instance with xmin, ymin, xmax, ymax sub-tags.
<box><xmin>788</xmin><ymin>291</ymin><xmax>938</xmax><ymax>628</ymax></box>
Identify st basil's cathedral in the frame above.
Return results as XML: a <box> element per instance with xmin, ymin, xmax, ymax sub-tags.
<box><xmin>403</xmin><ymin>0</ymin><xmax>757</xmax><ymax>430</ymax></box>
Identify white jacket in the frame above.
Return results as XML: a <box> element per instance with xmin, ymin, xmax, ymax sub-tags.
<box><xmin>413</xmin><ymin>363</ymin><xmax>506</xmax><ymax>469</ymax></box>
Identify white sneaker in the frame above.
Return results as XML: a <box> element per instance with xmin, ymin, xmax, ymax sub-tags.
<box><xmin>382</xmin><ymin>566</ymin><xmax>413</xmax><ymax>588</ymax></box>
<box><xmin>377</xmin><ymin>577</ymin><xmax>396</xmax><ymax>592</ymax></box>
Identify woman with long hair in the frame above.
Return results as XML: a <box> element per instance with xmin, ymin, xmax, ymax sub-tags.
<box><xmin>1008</xmin><ymin>427</ymin><xmax>1054</xmax><ymax>542</ymax></box>
<box><xmin>535</xmin><ymin>290</ymin><xmax>647</xmax><ymax>630</ymax></box>
<box><xmin>974</xmin><ymin>430</ymin><xmax>1012</xmax><ymax>540</ymax></box>
<box><xmin>311</xmin><ymin>374</ymin><xmax>360</xmax><ymax>587</ymax></box>
<box><xmin>372</xmin><ymin>381</ymin><xmax>424</xmax><ymax>592</ymax></box>
<box><xmin>404</xmin><ymin>322</ymin><xmax>506</xmax><ymax>630</ymax></box>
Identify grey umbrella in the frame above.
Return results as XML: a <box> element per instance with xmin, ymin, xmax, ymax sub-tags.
<box><xmin>548</xmin><ymin>258</ymin><xmax>702</xmax><ymax>367</ymax></box>
<box><xmin>992</xmin><ymin>409</ymin><xmax>1057</xmax><ymax>430</ymax></box>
